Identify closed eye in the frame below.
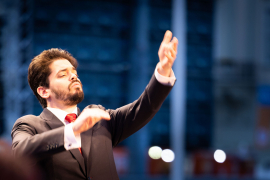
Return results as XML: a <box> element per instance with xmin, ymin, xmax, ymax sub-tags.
<box><xmin>59</xmin><ymin>73</ymin><xmax>67</xmax><ymax>77</ymax></box>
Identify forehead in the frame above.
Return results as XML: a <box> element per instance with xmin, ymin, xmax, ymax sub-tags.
<box><xmin>50</xmin><ymin>59</ymin><xmax>75</xmax><ymax>72</ymax></box>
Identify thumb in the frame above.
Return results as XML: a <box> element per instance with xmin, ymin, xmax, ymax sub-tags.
<box><xmin>172</xmin><ymin>37</ymin><xmax>178</xmax><ymax>52</ymax></box>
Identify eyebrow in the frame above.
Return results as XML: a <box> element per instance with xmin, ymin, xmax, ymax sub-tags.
<box><xmin>56</xmin><ymin>67</ymin><xmax>77</xmax><ymax>75</ymax></box>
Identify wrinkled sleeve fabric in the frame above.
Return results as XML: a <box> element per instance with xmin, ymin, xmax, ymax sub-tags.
<box><xmin>108</xmin><ymin>73</ymin><xmax>175</xmax><ymax>147</ymax></box>
<box><xmin>11</xmin><ymin>116</ymin><xmax>65</xmax><ymax>159</ymax></box>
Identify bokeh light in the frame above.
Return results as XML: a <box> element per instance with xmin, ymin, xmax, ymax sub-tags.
<box><xmin>214</xmin><ymin>149</ymin><xmax>226</xmax><ymax>163</ymax></box>
<box><xmin>148</xmin><ymin>146</ymin><xmax>162</xmax><ymax>159</ymax></box>
<box><xmin>161</xmin><ymin>149</ymin><xmax>175</xmax><ymax>163</ymax></box>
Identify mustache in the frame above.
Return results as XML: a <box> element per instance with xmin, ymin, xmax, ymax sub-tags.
<box><xmin>68</xmin><ymin>79</ymin><xmax>82</xmax><ymax>90</ymax></box>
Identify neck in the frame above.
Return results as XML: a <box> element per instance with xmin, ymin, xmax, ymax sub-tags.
<box><xmin>47</xmin><ymin>100</ymin><xmax>77</xmax><ymax>113</ymax></box>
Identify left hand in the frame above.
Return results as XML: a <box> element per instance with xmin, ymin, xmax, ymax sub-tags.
<box><xmin>157</xmin><ymin>30</ymin><xmax>178</xmax><ymax>77</ymax></box>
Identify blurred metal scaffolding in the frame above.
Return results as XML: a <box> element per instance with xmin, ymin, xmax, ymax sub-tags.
<box><xmin>127</xmin><ymin>0</ymin><xmax>150</xmax><ymax>178</ymax></box>
<box><xmin>1</xmin><ymin>0</ymin><xmax>33</xmax><ymax>140</ymax></box>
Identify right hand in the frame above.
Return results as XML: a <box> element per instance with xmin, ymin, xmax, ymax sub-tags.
<box><xmin>72</xmin><ymin>108</ymin><xmax>111</xmax><ymax>135</ymax></box>
<box><xmin>157</xmin><ymin>30</ymin><xmax>178</xmax><ymax>77</ymax></box>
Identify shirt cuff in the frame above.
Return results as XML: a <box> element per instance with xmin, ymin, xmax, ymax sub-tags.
<box><xmin>64</xmin><ymin>123</ymin><xmax>81</xmax><ymax>150</ymax></box>
<box><xmin>155</xmin><ymin>67</ymin><xmax>176</xmax><ymax>86</ymax></box>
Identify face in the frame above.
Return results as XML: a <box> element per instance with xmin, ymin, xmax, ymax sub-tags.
<box><xmin>47</xmin><ymin>59</ymin><xmax>84</xmax><ymax>106</ymax></box>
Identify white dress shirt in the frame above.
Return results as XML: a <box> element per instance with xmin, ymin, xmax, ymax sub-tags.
<box><xmin>47</xmin><ymin>68</ymin><xmax>176</xmax><ymax>150</ymax></box>
<box><xmin>47</xmin><ymin>107</ymin><xmax>81</xmax><ymax>150</ymax></box>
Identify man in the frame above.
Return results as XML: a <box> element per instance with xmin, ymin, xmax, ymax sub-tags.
<box><xmin>11</xmin><ymin>30</ymin><xmax>178</xmax><ymax>180</ymax></box>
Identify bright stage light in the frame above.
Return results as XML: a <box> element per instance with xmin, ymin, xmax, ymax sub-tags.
<box><xmin>161</xmin><ymin>149</ymin><xmax>175</xmax><ymax>163</ymax></box>
<box><xmin>214</xmin><ymin>149</ymin><xmax>226</xmax><ymax>163</ymax></box>
<box><xmin>148</xmin><ymin>146</ymin><xmax>162</xmax><ymax>159</ymax></box>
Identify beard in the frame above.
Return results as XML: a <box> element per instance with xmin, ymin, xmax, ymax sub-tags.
<box><xmin>51</xmin><ymin>80</ymin><xmax>84</xmax><ymax>106</ymax></box>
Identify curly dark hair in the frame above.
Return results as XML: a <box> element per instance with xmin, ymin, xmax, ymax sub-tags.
<box><xmin>28</xmin><ymin>48</ymin><xmax>78</xmax><ymax>108</ymax></box>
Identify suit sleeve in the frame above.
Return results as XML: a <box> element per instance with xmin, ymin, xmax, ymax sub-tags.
<box><xmin>108</xmin><ymin>73</ymin><xmax>174</xmax><ymax>146</ymax></box>
<box><xmin>11</xmin><ymin>118</ymin><xmax>66</xmax><ymax>159</ymax></box>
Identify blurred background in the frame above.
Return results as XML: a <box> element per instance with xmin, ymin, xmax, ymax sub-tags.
<box><xmin>0</xmin><ymin>0</ymin><xmax>269</xmax><ymax>179</ymax></box>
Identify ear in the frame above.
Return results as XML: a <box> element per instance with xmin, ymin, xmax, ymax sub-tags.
<box><xmin>37</xmin><ymin>86</ymin><xmax>50</xmax><ymax>99</ymax></box>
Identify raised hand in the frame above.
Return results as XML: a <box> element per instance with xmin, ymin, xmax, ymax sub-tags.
<box><xmin>157</xmin><ymin>30</ymin><xmax>178</xmax><ymax>77</ymax></box>
<box><xmin>72</xmin><ymin>108</ymin><xmax>111</xmax><ymax>135</ymax></box>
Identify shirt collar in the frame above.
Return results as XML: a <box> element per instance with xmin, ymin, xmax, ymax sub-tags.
<box><xmin>47</xmin><ymin>107</ymin><xmax>77</xmax><ymax>125</ymax></box>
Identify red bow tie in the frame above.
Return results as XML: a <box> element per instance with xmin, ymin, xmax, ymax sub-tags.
<box><xmin>65</xmin><ymin>113</ymin><xmax>77</xmax><ymax>123</ymax></box>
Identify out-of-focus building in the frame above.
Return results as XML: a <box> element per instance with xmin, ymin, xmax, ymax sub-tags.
<box><xmin>2</xmin><ymin>0</ymin><xmax>270</xmax><ymax>179</ymax></box>
<box><xmin>0</xmin><ymin>0</ymin><xmax>33</xmax><ymax>141</ymax></box>
<box><xmin>213</xmin><ymin>0</ymin><xmax>270</xmax><ymax>179</ymax></box>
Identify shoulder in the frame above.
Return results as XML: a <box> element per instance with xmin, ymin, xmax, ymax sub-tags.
<box><xmin>16</xmin><ymin>114</ymin><xmax>40</xmax><ymax>122</ymax></box>
<box><xmin>11</xmin><ymin>114</ymin><xmax>43</xmax><ymax>137</ymax></box>
<box><xmin>13</xmin><ymin>114</ymin><xmax>43</xmax><ymax>128</ymax></box>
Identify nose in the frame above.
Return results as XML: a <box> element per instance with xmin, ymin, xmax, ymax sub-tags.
<box><xmin>70</xmin><ymin>73</ymin><xmax>78</xmax><ymax>81</ymax></box>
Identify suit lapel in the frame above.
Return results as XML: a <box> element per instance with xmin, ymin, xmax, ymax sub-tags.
<box><xmin>69</xmin><ymin>148</ymin><xmax>86</xmax><ymax>176</ymax></box>
<box><xmin>40</xmin><ymin>108</ymin><xmax>63</xmax><ymax>129</ymax></box>
<box><xmin>77</xmin><ymin>107</ymin><xmax>93</xmax><ymax>176</ymax></box>
<box><xmin>81</xmin><ymin>128</ymin><xmax>93</xmax><ymax>176</ymax></box>
<box><xmin>40</xmin><ymin>108</ymin><xmax>86</xmax><ymax>176</ymax></box>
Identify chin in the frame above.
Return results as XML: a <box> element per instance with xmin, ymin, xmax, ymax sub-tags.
<box><xmin>70</xmin><ymin>91</ymin><xmax>84</xmax><ymax>104</ymax></box>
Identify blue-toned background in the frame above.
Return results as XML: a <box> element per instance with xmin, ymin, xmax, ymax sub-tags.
<box><xmin>1</xmin><ymin>0</ymin><xmax>269</xmax><ymax>179</ymax></box>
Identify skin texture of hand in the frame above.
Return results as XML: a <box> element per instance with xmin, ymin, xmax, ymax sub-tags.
<box><xmin>157</xmin><ymin>30</ymin><xmax>178</xmax><ymax>77</ymax></box>
<box><xmin>72</xmin><ymin>108</ymin><xmax>111</xmax><ymax>135</ymax></box>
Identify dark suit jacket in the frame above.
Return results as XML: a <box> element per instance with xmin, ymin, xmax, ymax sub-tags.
<box><xmin>11</xmin><ymin>74</ymin><xmax>174</xmax><ymax>180</ymax></box>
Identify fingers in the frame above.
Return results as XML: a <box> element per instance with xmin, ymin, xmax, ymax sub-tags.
<box><xmin>168</xmin><ymin>37</ymin><xmax>178</xmax><ymax>58</ymax></box>
<box><xmin>162</xmin><ymin>31</ymin><xmax>178</xmax><ymax>54</ymax></box>
<box><xmin>100</xmin><ymin>111</ymin><xmax>111</xmax><ymax>120</ymax></box>
<box><xmin>162</xmin><ymin>30</ymin><xmax>172</xmax><ymax>44</ymax></box>
<box><xmin>169</xmin><ymin>48</ymin><xmax>176</xmax><ymax>59</ymax></box>
<box><xmin>172</xmin><ymin>37</ymin><xmax>178</xmax><ymax>52</ymax></box>
<box><xmin>164</xmin><ymin>41</ymin><xmax>177</xmax><ymax>59</ymax></box>
<box><xmin>157</xmin><ymin>30</ymin><xmax>179</xmax><ymax>77</ymax></box>
<box><xmin>73</xmin><ymin>108</ymin><xmax>111</xmax><ymax>134</ymax></box>
<box><xmin>165</xmin><ymin>49</ymin><xmax>176</xmax><ymax>62</ymax></box>
<box><xmin>87</xmin><ymin>108</ymin><xmax>110</xmax><ymax>121</ymax></box>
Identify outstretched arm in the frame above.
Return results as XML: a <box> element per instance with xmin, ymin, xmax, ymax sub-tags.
<box><xmin>109</xmin><ymin>30</ymin><xmax>178</xmax><ymax>145</ymax></box>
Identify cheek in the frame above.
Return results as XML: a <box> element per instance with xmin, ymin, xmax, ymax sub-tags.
<box><xmin>51</xmin><ymin>80</ymin><xmax>69</xmax><ymax>90</ymax></box>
